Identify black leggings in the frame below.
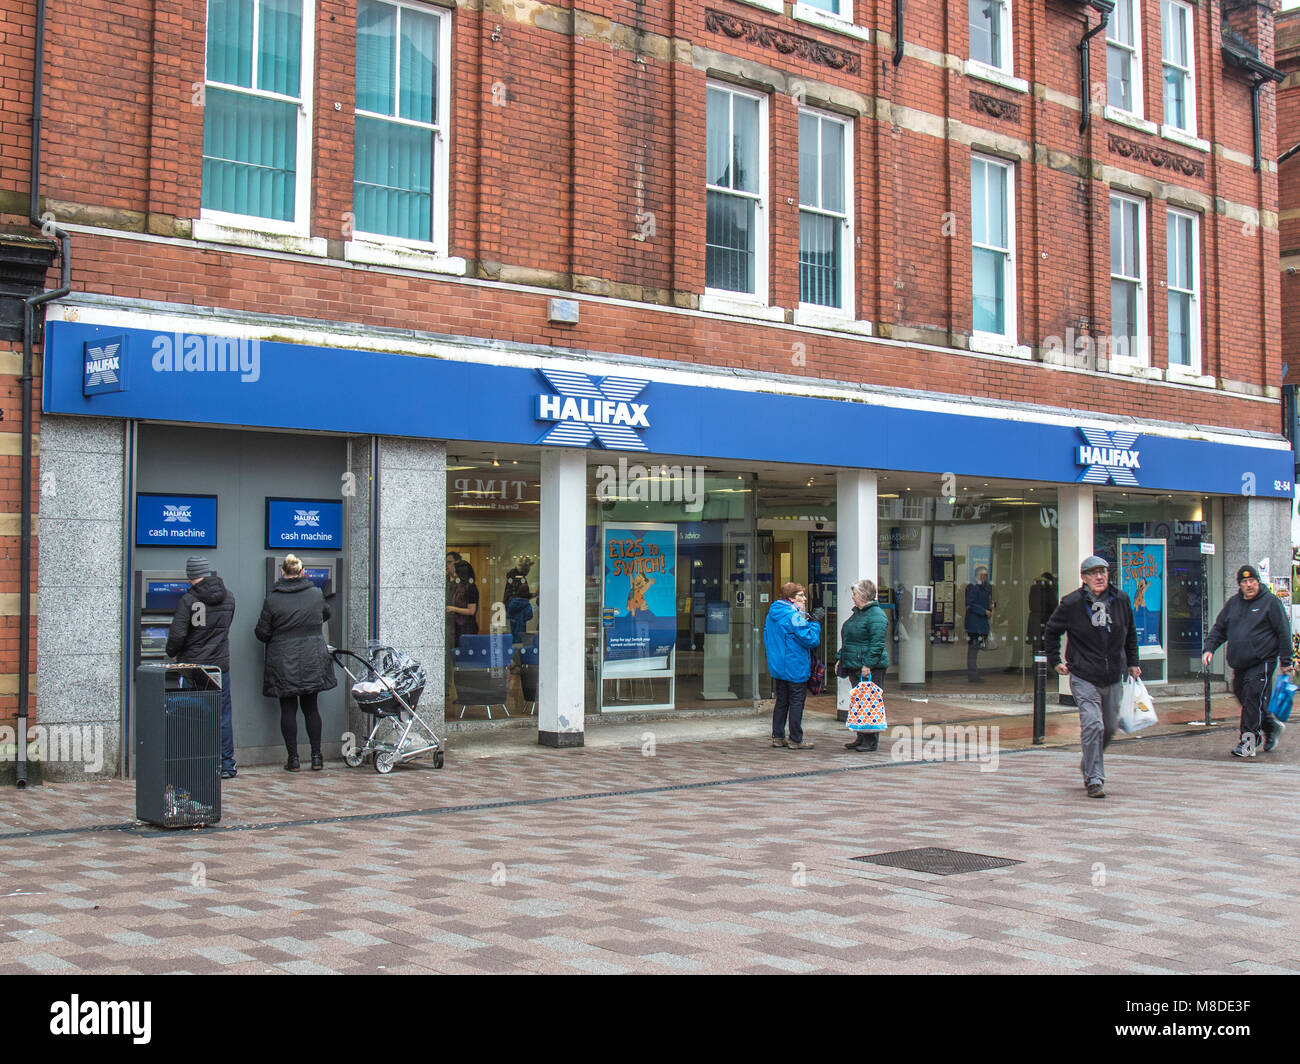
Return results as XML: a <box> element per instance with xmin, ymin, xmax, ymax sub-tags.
<box><xmin>280</xmin><ymin>693</ymin><xmax>322</xmax><ymax>756</ymax></box>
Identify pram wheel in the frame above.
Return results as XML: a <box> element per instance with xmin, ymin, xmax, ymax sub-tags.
<box><xmin>434</xmin><ymin>750</ymin><xmax>445</xmax><ymax>769</ymax></box>
<box><xmin>343</xmin><ymin>749</ymin><xmax>365</xmax><ymax>768</ymax></box>
<box><xmin>374</xmin><ymin>751</ymin><xmax>395</xmax><ymax>774</ymax></box>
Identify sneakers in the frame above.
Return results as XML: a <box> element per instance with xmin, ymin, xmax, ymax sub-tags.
<box><xmin>1086</xmin><ymin>782</ymin><xmax>1105</xmax><ymax>799</ymax></box>
<box><xmin>1263</xmin><ymin>720</ymin><xmax>1285</xmax><ymax>753</ymax></box>
<box><xmin>772</xmin><ymin>737</ymin><xmax>788</xmax><ymax>748</ymax></box>
<box><xmin>787</xmin><ymin>740</ymin><xmax>816</xmax><ymax>750</ymax></box>
<box><xmin>220</xmin><ymin>768</ymin><xmax>237</xmax><ymax>780</ymax></box>
<box><xmin>1231</xmin><ymin>732</ymin><xmax>1257</xmax><ymax>758</ymax></box>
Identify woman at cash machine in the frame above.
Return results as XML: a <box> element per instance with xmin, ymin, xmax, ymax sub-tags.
<box><xmin>255</xmin><ymin>553</ymin><xmax>337</xmax><ymax>772</ymax></box>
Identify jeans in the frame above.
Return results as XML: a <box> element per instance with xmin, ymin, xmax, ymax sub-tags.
<box><xmin>1071</xmin><ymin>675</ymin><xmax>1121</xmax><ymax>786</ymax></box>
<box><xmin>772</xmin><ymin>679</ymin><xmax>808</xmax><ymax>744</ymax></box>
<box><xmin>219</xmin><ymin>668</ymin><xmax>235</xmax><ymax>773</ymax></box>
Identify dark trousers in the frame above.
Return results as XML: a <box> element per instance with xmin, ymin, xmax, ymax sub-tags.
<box><xmin>967</xmin><ymin>637</ymin><xmax>983</xmax><ymax>678</ymax></box>
<box><xmin>219</xmin><ymin>668</ymin><xmax>235</xmax><ymax>773</ymax></box>
<box><xmin>280</xmin><ymin>692</ymin><xmax>323</xmax><ymax>757</ymax></box>
<box><xmin>1232</xmin><ymin>661</ymin><xmax>1280</xmax><ymax>737</ymax></box>
<box><xmin>772</xmin><ymin>679</ymin><xmax>808</xmax><ymax>744</ymax></box>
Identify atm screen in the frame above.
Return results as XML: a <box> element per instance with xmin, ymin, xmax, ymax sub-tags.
<box><xmin>144</xmin><ymin>580</ymin><xmax>190</xmax><ymax>611</ymax></box>
<box><xmin>139</xmin><ymin>624</ymin><xmax>170</xmax><ymax>657</ymax></box>
<box><xmin>303</xmin><ymin>567</ymin><xmax>331</xmax><ymax>594</ymax></box>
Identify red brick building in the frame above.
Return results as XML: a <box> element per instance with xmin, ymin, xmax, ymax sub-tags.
<box><xmin>1</xmin><ymin>0</ymin><xmax>1293</xmax><ymax>780</ymax></box>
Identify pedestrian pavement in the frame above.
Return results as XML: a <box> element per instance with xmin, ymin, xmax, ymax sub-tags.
<box><xmin>1</xmin><ymin>692</ymin><xmax>1296</xmax><ymax>976</ymax></box>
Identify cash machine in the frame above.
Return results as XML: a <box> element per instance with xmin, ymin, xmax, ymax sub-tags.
<box><xmin>265</xmin><ymin>556</ymin><xmax>343</xmax><ymax>647</ymax></box>
<box><xmin>134</xmin><ymin>570</ymin><xmax>193</xmax><ymax>666</ymax></box>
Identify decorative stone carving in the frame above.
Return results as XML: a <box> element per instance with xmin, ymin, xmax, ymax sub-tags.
<box><xmin>1107</xmin><ymin>133</ymin><xmax>1205</xmax><ymax>177</ymax></box>
<box><xmin>703</xmin><ymin>9</ymin><xmax>861</xmax><ymax>74</ymax></box>
<box><xmin>969</xmin><ymin>90</ymin><xmax>1021</xmax><ymax>122</ymax></box>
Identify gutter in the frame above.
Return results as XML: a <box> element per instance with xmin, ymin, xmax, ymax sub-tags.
<box><xmin>18</xmin><ymin>0</ymin><xmax>73</xmax><ymax>788</ymax></box>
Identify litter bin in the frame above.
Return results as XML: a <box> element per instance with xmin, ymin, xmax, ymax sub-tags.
<box><xmin>135</xmin><ymin>663</ymin><xmax>222</xmax><ymax>828</ymax></box>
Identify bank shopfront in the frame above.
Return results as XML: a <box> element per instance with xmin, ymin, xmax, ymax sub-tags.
<box><xmin>38</xmin><ymin>304</ymin><xmax>1293</xmax><ymax>771</ymax></box>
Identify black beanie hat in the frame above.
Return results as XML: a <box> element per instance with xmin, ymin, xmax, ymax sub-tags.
<box><xmin>1237</xmin><ymin>565</ymin><xmax>1260</xmax><ymax>584</ymax></box>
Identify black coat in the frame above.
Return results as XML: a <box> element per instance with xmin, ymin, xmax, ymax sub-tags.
<box><xmin>254</xmin><ymin>578</ymin><xmax>338</xmax><ymax>698</ymax></box>
<box><xmin>1043</xmin><ymin>583</ymin><xmax>1139</xmax><ymax>687</ymax></box>
<box><xmin>166</xmin><ymin>576</ymin><xmax>236</xmax><ymax>669</ymax></box>
<box><xmin>1206</xmin><ymin>588</ymin><xmax>1292</xmax><ymax>670</ymax></box>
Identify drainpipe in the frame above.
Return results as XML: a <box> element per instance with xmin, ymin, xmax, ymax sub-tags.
<box><xmin>893</xmin><ymin>0</ymin><xmax>904</xmax><ymax>65</ymax></box>
<box><xmin>1078</xmin><ymin>4</ymin><xmax>1112</xmax><ymax>135</ymax></box>
<box><xmin>18</xmin><ymin>0</ymin><xmax>73</xmax><ymax>788</ymax></box>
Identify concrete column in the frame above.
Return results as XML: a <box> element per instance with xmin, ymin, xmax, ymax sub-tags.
<box><xmin>33</xmin><ymin>416</ymin><xmax>125</xmax><ymax>780</ymax></box>
<box><xmin>897</xmin><ymin>501</ymin><xmax>932</xmax><ymax>688</ymax></box>
<box><xmin>538</xmin><ymin>448</ymin><xmax>586</xmax><ymax>747</ymax></box>
<box><xmin>345</xmin><ymin>436</ymin><xmax>375</xmax><ymax>740</ymax></box>
<box><xmin>376</xmin><ymin>438</ymin><xmax>445</xmax><ymax>724</ymax></box>
<box><xmin>836</xmin><ymin>470</ymin><xmax>877</xmax><ymax>716</ymax></box>
<box><xmin>1222</xmin><ymin>495</ymin><xmax>1290</xmax><ymax>603</ymax></box>
<box><xmin>1055</xmin><ymin>484</ymin><xmax>1094</xmax><ymax>698</ymax></box>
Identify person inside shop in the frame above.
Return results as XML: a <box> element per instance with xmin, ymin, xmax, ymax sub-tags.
<box><xmin>447</xmin><ymin>559</ymin><xmax>479</xmax><ymax>647</ymax></box>
<box><xmin>502</xmin><ymin>555</ymin><xmax>536</xmax><ymax>643</ymax></box>
<box><xmin>964</xmin><ymin>566</ymin><xmax>994</xmax><ymax>683</ymax></box>
<box><xmin>1027</xmin><ymin>571</ymin><xmax>1058</xmax><ymax>653</ymax></box>
<box><xmin>837</xmin><ymin>578</ymin><xmax>890</xmax><ymax>752</ymax></box>
<box><xmin>254</xmin><ymin>554</ymin><xmax>337</xmax><ymax>772</ymax></box>
<box><xmin>166</xmin><ymin>556</ymin><xmax>238</xmax><ymax>780</ymax></box>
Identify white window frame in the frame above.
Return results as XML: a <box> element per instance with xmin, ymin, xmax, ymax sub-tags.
<box><xmin>1160</xmin><ymin>0</ymin><xmax>1196</xmax><ymax>138</ymax></box>
<box><xmin>1109</xmin><ymin>191</ymin><xmax>1148</xmax><ymax>367</ymax></box>
<box><xmin>968</xmin><ymin>0</ymin><xmax>1013</xmax><ymax>76</ymax></box>
<box><xmin>704</xmin><ymin>82</ymin><xmax>769</xmax><ymax>308</ymax></box>
<box><xmin>1166</xmin><ymin>207</ymin><xmax>1200</xmax><ymax>376</ymax></box>
<box><xmin>1106</xmin><ymin>0</ymin><xmax>1144</xmax><ymax>119</ymax></box>
<box><xmin>970</xmin><ymin>154</ymin><xmax>1018</xmax><ymax>347</ymax></box>
<box><xmin>797</xmin><ymin>107</ymin><xmax>854</xmax><ymax>319</ymax></box>
<box><xmin>201</xmin><ymin>0</ymin><xmax>316</xmax><ymax>238</ymax></box>
<box><xmin>350</xmin><ymin>0</ymin><xmax>452</xmax><ymax>254</ymax></box>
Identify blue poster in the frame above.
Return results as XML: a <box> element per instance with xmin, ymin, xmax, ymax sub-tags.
<box><xmin>603</xmin><ymin>524</ymin><xmax>677</xmax><ymax>663</ymax></box>
<box><xmin>1120</xmin><ymin>539</ymin><xmax>1165</xmax><ymax>649</ymax></box>
<box><xmin>135</xmin><ymin>493</ymin><xmax>218</xmax><ymax>547</ymax></box>
<box><xmin>265</xmin><ymin>498</ymin><xmax>344</xmax><ymax>550</ymax></box>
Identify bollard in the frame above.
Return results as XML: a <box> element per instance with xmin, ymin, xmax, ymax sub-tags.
<box><xmin>1033</xmin><ymin>653</ymin><xmax>1047</xmax><ymax>745</ymax></box>
<box><xmin>1203</xmin><ymin>667</ymin><xmax>1212</xmax><ymax>727</ymax></box>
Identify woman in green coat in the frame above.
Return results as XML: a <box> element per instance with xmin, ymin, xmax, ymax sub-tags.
<box><xmin>838</xmin><ymin>578</ymin><xmax>890</xmax><ymax>751</ymax></box>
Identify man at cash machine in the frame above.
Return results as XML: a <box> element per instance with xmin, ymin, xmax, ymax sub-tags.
<box><xmin>166</xmin><ymin>556</ymin><xmax>238</xmax><ymax>779</ymax></box>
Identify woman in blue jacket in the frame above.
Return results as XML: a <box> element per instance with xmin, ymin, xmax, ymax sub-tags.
<box><xmin>764</xmin><ymin>582</ymin><xmax>823</xmax><ymax>750</ymax></box>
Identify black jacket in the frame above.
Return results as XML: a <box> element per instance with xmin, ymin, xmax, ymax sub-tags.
<box><xmin>254</xmin><ymin>578</ymin><xmax>338</xmax><ymax>698</ymax></box>
<box><xmin>1205</xmin><ymin>588</ymin><xmax>1292</xmax><ymax>670</ymax></box>
<box><xmin>166</xmin><ymin>576</ymin><xmax>236</xmax><ymax>669</ymax></box>
<box><xmin>1043</xmin><ymin>583</ymin><xmax>1139</xmax><ymax>687</ymax></box>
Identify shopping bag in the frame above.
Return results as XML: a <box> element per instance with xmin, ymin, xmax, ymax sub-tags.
<box><xmin>846</xmin><ymin>671</ymin><xmax>887</xmax><ymax>732</ymax></box>
<box><xmin>1117</xmin><ymin>676</ymin><xmax>1157</xmax><ymax>733</ymax></box>
<box><xmin>1266</xmin><ymin>672</ymin><xmax>1296</xmax><ymax>724</ymax></box>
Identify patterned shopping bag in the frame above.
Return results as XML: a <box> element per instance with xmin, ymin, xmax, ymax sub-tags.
<box><xmin>846</xmin><ymin>671</ymin><xmax>887</xmax><ymax>732</ymax></box>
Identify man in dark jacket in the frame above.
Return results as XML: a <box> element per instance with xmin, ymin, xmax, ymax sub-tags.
<box><xmin>1202</xmin><ymin>564</ymin><xmax>1293</xmax><ymax>758</ymax></box>
<box><xmin>964</xmin><ymin>567</ymin><xmax>993</xmax><ymax>683</ymax></box>
<box><xmin>1043</xmin><ymin>555</ymin><xmax>1140</xmax><ymax>799</ymax></box>
<box><xmin>166</xmin><ymin>556</ymin><xmax>237</xmax><ymax>778</ymax></box>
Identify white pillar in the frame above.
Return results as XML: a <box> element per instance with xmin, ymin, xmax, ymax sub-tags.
<box><xmin>538</xmin><ymin>448</ymin><xmax>587</xmax><ymax>746</ymax></box>
<box><xmin>1055</xmin><ymin>484</ymin><xmax>1094</xmax><ymax>698</ymax></box>
<box><xmin>836</xmin><ymin>470</ymin><xmax>878</xmax><ymax>717</ymax></box>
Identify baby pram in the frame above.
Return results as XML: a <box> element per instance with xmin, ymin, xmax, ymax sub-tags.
<box><xmin>330</xmin><ymin>643</ymin><xmax>444</xmax><ymax>772</ymax></box>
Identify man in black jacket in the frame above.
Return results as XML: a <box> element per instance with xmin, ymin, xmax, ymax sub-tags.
<box><xmin>1043</xmin><ymin>555</ymin><xmax>1141</xmax><ymax>799</ymax></box>
<box><xmin>1202</xmin><ymin>564</ymin><xmax>1293</xmax><ymax>758</ymax></box>
<box><xmin>166</xmin><ymin>556</ymin><xmax>238</xmax><ymax>778</ymax></box>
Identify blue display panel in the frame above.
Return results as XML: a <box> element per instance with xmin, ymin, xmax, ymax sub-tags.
<box><xmin>135</xmin><ymin>494</ymin><xmax>218</xmax><ymax>547</ymax></box>
<box><xmin>143</xmin><ymin>579</ymin><xmax>190</xmax><ymax>610</ymax></box>
<box><xmin>266</xmin><ymin>498</ymin><xmax>344</xmax><ymax>551</ymax></box>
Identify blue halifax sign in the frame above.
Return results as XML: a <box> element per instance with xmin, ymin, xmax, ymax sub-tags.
<box><xmin>266</xmin><ymin>498</ymin><xmax>344</xmax><ymax>551</ymax></box>
<box><xmin>45</xmin><ymin>320</ymin><xmax>1295</xmax><ymax>499</ymax></box>
<box><xmin>83</xmin><ymin>335</ymin><xmax>126</xmax><ymax>396</ymax></box>
<box><xmin>136</xmin><ymin>493</ymin><xmax>218</xmax><ymax>547</ymax></box>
